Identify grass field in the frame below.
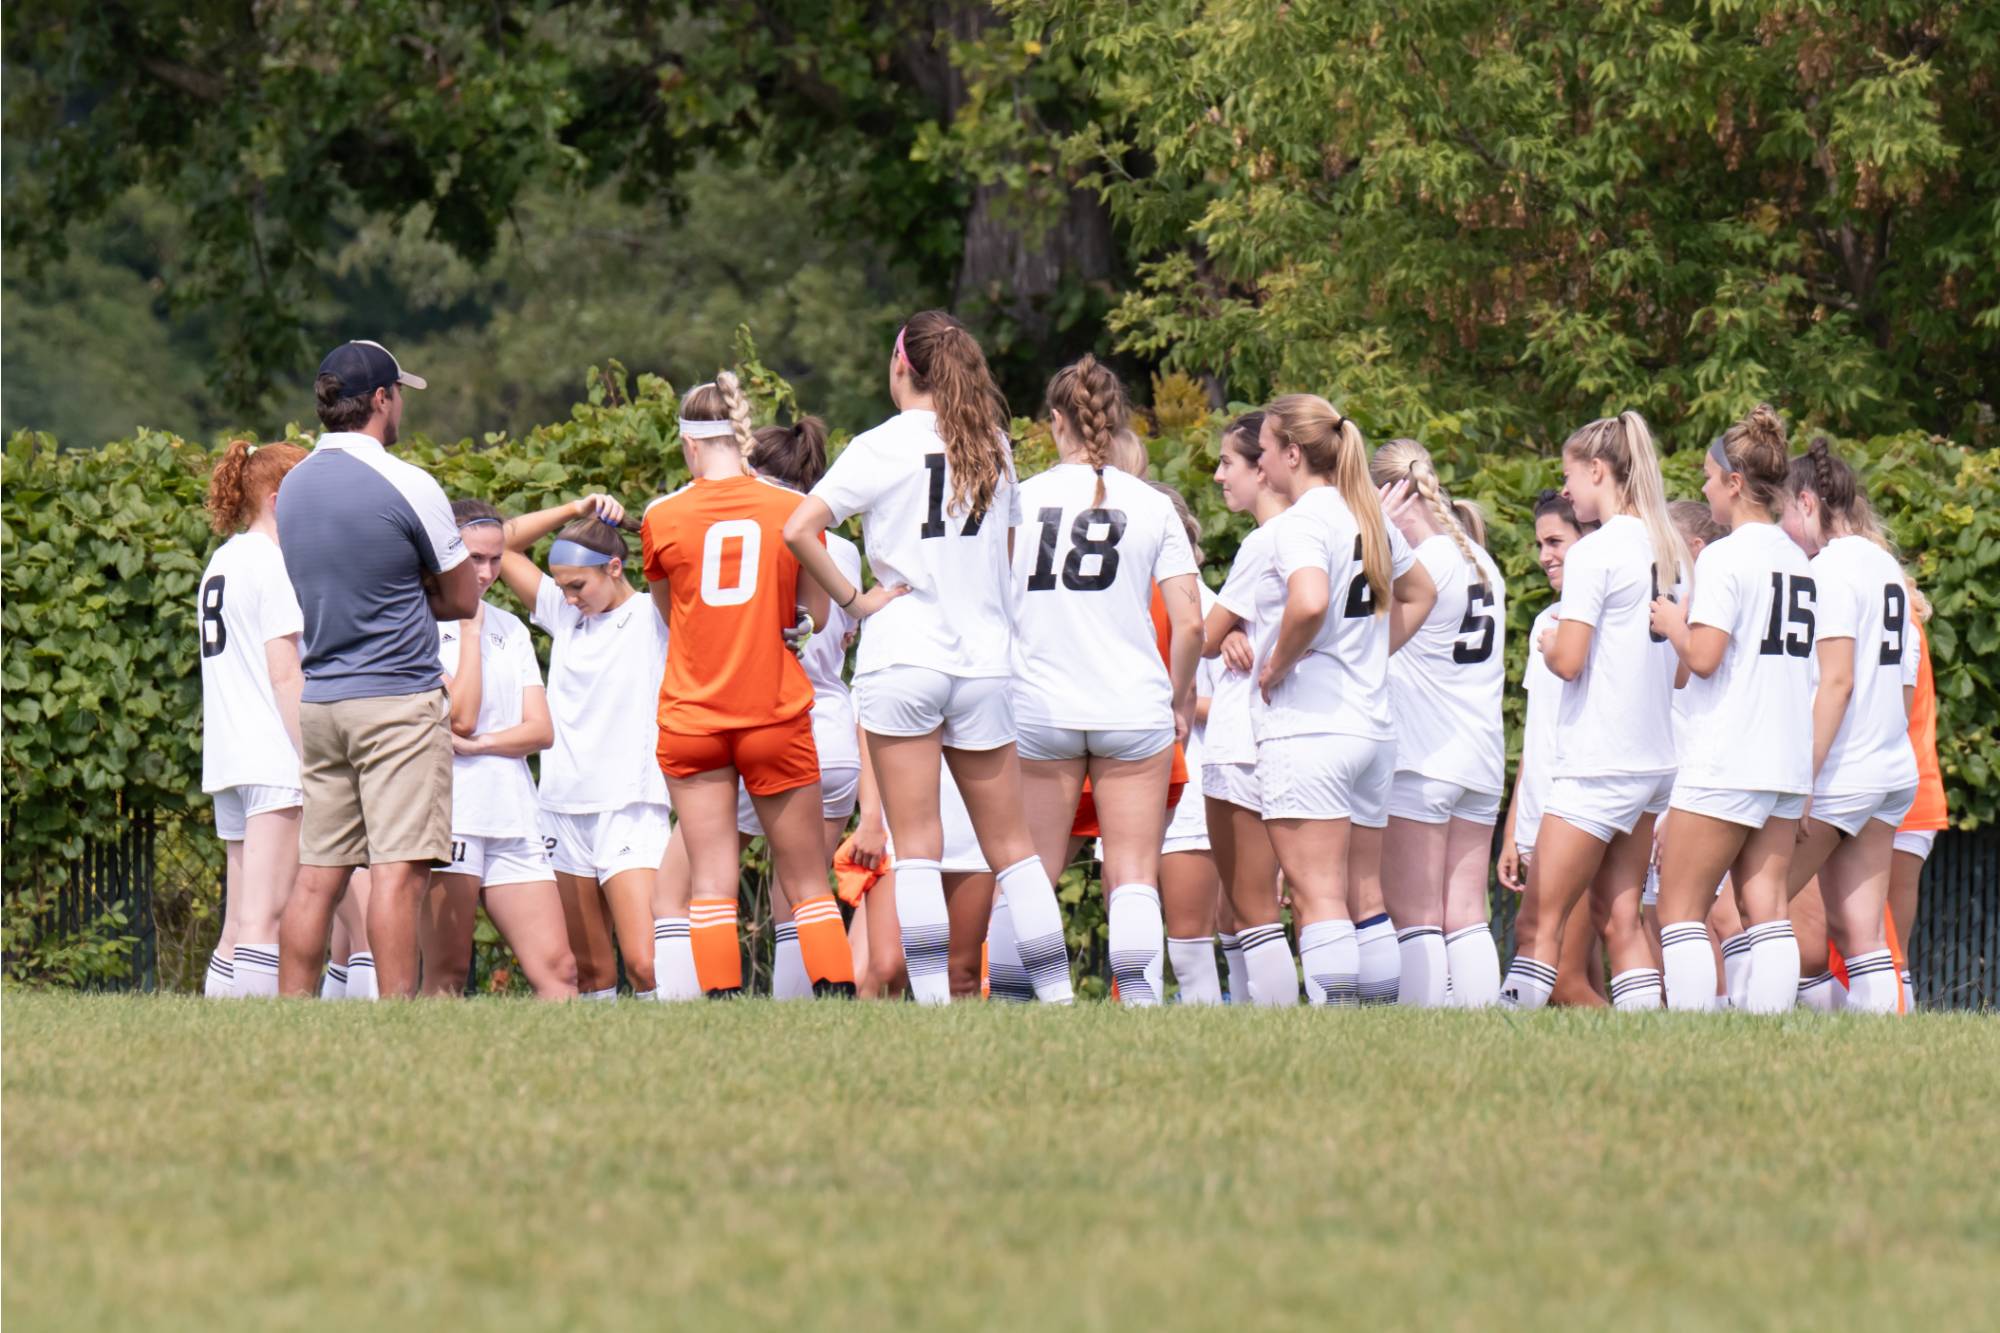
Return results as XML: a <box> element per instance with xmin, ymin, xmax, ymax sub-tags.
<box><xmin>5</xmin><ymin>994</ymin><xmax>1999</xmax><ymax>1332</ymax></box>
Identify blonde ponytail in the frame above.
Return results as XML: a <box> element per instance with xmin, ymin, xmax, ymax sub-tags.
<box><xmin>1368</xmin><ymin>437</ymin><xmax>1478</xmax><ymax>571</ymax></box>
<box><xmin>680</xmin><ymin>372</ymin><xmax>757</xmax><ymax>458</ymax></box>
<box><xmin>1045</xmin><ymin>354</ymin><xmax>1130</xmax><ymax>506</ymax></box>
<box><xmin>1268</xmin><ymin>394</ymin><xmax>1389</xmax><ymax>611</ymax></box>
<box><xmin>1562</xmin><ymin>410</ymin><xmax>1688</xmax><ymax>591</ymax></box>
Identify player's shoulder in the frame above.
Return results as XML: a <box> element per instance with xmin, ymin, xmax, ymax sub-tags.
<box><xmin>482</xmin><ymin>600</ymin><xmax>530</xmax><ymax>640</ymax></box>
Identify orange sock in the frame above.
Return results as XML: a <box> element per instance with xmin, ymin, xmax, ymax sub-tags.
<box><xmin>793</xmin><ymin>894</ymin><xmax>855</xmax><ymax>990</ymax></box>
<box><xmin>690</xmin><ymin>897</ymin><xmax>742</xmax><ymax>994</ymax></box>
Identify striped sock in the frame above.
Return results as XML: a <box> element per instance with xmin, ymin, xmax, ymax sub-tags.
<box><xmin>690</xmin><ymin>897</ymin><xmax>743</xmax><ymax>996</ymax></box>
<box><xmin>319</xmin><ymin>964</ymin><xmax>348</xmax><ymax>1001</ymax></box>
<box><xmin>204</xmin><ymin>950</ymin><xmax>234</xmax><ymax>998</ymax></box>
<box><xmin>1298</xmin><ymin>919</ymin><xmax>1358</xmax><ymax>1007</ymax></box>
<box><xmin>1395</xmin><ymin>924</ymin><xmax>1448</xmax><ymax>1007</ymax></box>
<box><xmin>1499</xmin><ymin>955</ymin><xmax>1558</xmax><ymax>1010</ymax></box>
<box><xmin>232</xmin><ymin>942</ymin><xmax>280</xmax><ymax>998</ymax></box>
<box><xmin>1797</xmin><ymin>972</ymin><xmax>1839</xmax><ymax>1013</ymax></box>
<box><xmin>1609</xmin><ymin>967</ymin><xmax>1664</xmax><ymax>1012</ymax></box>
<box><xmin>652</xmin><ymin>917</ymin><xmax>700</xmax><ymax>1001</ymax></box>
<box><xmin>1355</xmin><ymin>913</ymin><xmax>1399</xmax><ymax>1005</ymax></box>
<box><xmin>998</xmin><ymin>857</ymin><xmax>1073</xmax><ymax>1005</ymax></box>
<box><xmin>345</xmin><ymin>951</ymin><xmax>378</xmax><ymax>1001</ymax></box>
<box><xmin>1660</xmin><ymin>921</ymin><xmax>1717</xmax><ymax>1011</ymax></box>
<box><xmin>1239</xmin><ymin>922</ymin><xmax>1298</xmax><ymax>1005</ymax></box>
<box><xmin>792</xmin><ymin>893</ymin><xmax>857</xmax><ymax>996</ymax></box>
<box><xmin>1444</xmin><ymin>923</ymin><xmax>1501</xmax><ymax>1008</ymax></box>
<box><xmin>1167</xmin><ymin>936</ymin><xmax>1223</xmax><ymax>1005</ymax></box>
<box><xmin>1218</xmin><ymin>932</ymin><xmax>1249</xmax><ymax>1004</ymax></box>
<box><xmin>1843</xmin><ymin>948</ymin><xmax>1900</xmax><ymax>1014</ymax></box>
<box><xmin>985</xmin><ymin>892</ymin><xmax>1034</xmax><ymax>1002</ymax></box>
<box><xmin>1743</xmin><ymin>920</ymin><xmax>1800</xmax><ymax>1014</ymax></box>
<box><xmin>894</xmin><ymin>859</ymin><xmax>952</xmax><ymax>1005</ymax></box>
<box><xmin>1107</xmin><ymin>884</ymin><xmax>1165</xmax><ymax>1007</ymax></box>
<box><xmin>771</xmin><ymin>922</ymin><xmax>810</xmax><ymax>1000</ymax></box>
<box><xmin>1720</xmin><ymin>932</ymin><xmax>1754</xmax><ymax>1010</ymax></box>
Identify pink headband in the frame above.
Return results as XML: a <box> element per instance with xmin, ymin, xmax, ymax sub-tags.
<box><xmin>894</xmin><ymin>325</ymin><xmax>912</xmax><ymax>375</ymax></box>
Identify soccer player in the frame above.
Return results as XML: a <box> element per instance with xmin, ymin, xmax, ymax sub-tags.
<box><xmin>1647</xmin><ymin>406</ymin><xmax>1816</xmax><ymax>1011</ymax></box>
<box><xmin>1368</xmin><ymin>439</ymin><xmax>1506</xmax><ymax>1007</ymax></box>
<box><xmin>198</xmin><ymin>439</ymin><xmax>308</xmax><ymax>997</ymax></box>
<box><xmin>784</xmin><ymin>311</ymin><xmax>1072</xmax><ymax>1005</ymax></box>
<box><xmin>1892</xmin><ymin>587</ymin><xmax>1945</xmax><ymax>1006</ymax></box>
<box><xmin>1009</xmin><ymin>356</ymin><xmax>1202</xmax><ymax>1006</ymax></box>
<box><xmin>496</xmin><ymin>493</ymin><xmax>671</xmax><ymax>998</ymax></box>
<box><xmin>1230</xmin><ymin>394</ymin><xmax>1436</xmax><ymax>1006</ymax></box>
<box><xmin>421</xmin><ymin>500</ymin><xmax>578</xmax><ymax>1000</ymax></box>
<box><xmin>1778</xmin><ymin>438</ymin><xmax>1919</xmax><ymax>1013</ymax></box>
<box><xmin>1499</xmin><ymin>412</ymin><xmax>1688</xmax><ymax>1011</ymax></box>
<box><xmin>643</xmin><ymin>373</ymin><xmax>855</xmax><ymax>999</ymax></box>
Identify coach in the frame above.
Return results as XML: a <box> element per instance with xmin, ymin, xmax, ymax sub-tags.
<box><xmin>274</xmin><ymin>340</ymin><xmax>480</xmax><ymax>998</ymax></box>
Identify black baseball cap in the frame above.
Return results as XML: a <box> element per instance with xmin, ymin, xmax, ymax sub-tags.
<box><xmin>318</xmin><ymin>339</ymin><xmax>428</xmax><ymax>396</ymax></box>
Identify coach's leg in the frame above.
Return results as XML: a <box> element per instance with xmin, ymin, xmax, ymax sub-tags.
<box><xmin>284</xmin><ymin>698</ymin><xmax>368</xmax><ymax>995</ymax></box>
<box><xmin>350</xmin><ymin>688</ymin><xmax>454</xmax><ymax>999</ymax></box>
<box><xmin>280</xmin><ymin>866</ymin><xmax>353</xmax><ymax>996</ymax></box>
<box><xmin>365</xmin><ymin>860</ymin><xmax>431</xmax><ymax>998</ymax></box>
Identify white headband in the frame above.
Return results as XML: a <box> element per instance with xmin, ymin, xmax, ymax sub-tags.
<box><xmin>679</xmin><ymin>418</ymin><xmax>737</xmax><ymax>439</ymax></box>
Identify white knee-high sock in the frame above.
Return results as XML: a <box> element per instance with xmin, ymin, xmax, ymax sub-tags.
<box><xmin>771</xmin><ymin>921</ymin><xmax>810</xmax><ymax>1000</ymax></box>
<box><xmin>1843</xmin><ymin>949</ymin><xmax>1901</xmax><ymax>1014</ymax></box>
<box><xmin>894</xmin><ymin>858</ymin><xmax>953</xmax><ymax>1005</ymax></box>
<box><xmin>1298</xmin><ymin>919</ymin><xmax>1359</xmax><ymax>1006</ymax></box>
<box><xmin>1720</xmin><ymin>932</ymin><xmax>1753</xmax><ymax>1010</ymax></box>
<box><xmin>998</xmin><ymin>857</ymin><xmax>1072</xmax><ymax>1005</ymax></box>
<box><xmin>232</xmin><ymin>942</ymin><xmax>280</xmax><ymax>998</ymax></box>
<box><xmin>1609</xmin><ymin>967</ymin><xmax>1664</xmax><ymax>1011</ymax></box>
<box><xmin>652</xmin><ymin>917</ymin><xmax>701</xmax><ymax>1001</ymax></box>
<box><xmin>204</xmin><ymin>950</ymin><xmax>234</xmax><ymax>998</ymax></box>
<box><xmin>1796</xmin><ymin>972</ymin><xmax>1840</xmax><ymax>1013</ymax></box>
<box><xmin>1499</xmin><ymin>955</ymin><xmax>1558</xmax><ymax>1010</ymax></box>
<box><xmin>1218</xmin><ymin>932</ymin><xmax>1249</xmax><ymax>1004</ymax></box>
<box><xmin>1237</xmin><ymin>922</ymin><xmax>1298</xmax><ymax>1006</ymax></box>
<box><xmin>1660</xmin><ymin>922</ymin><xmax>1717</xmax><ymax>1011</ymax></box>
<box><xmin>985</xmin><ymin>892</ymin><xmax>1033</xmax><ymax>1002</ymax></box>
<box><xmin>1107</xmin><ymin>884</ymin><xmax>1165</xmax><ymax>1007</ymax></box>
<box><xmin>1444</xmin><ymin>924</ymin><xmax>1501</xmax><ymax>1008</ymax></box>
<box><xmin>345</xmin><ymin>952</ymin><xmax>378</xmax><ymax>1001</ymax></box>
<box><xmin>1167</xmin><ymin>937</ymin><xmax>1223</xmax><ymax>1005</ymax></box>
<box><xmin>1743</xmin><ymin>920</ymin><xmax>1800</xmax><ymax>1014</ymax></box>
<box><xmin>1395</xmin><ymin>925</ymin><xmax>1449</xmax><ymax>1007</ymax></box>
<box><xmin>319</xmin><ymin>964</ymin><xmax>348</xmax><ymax>1001</ymax></box>
<box><xmin>1354</xmin><ymin>913</ymin><xmax>1399</xmax><ymax>1005</ymax></box>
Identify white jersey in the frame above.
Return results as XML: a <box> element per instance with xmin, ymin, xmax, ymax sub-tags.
<box><xmin>1810</xmin><ymin>535</ymin><xmax>1919</xmax><ymax>796</ymax></box>
<box><xmin>811</xmin><ymin>409</ymin><xmax>1022</xmax><ymax>680</ymax></box>
<box><xmin>1513</xmin><ymin>605</ymin><xmax>1562</xmax><ymax>849</ymax></box>
<box><xmin>1010</xmin><ymin>464</ymin><xmax>1198</xmax><ymax>729</ymax></box>
<box><xmin>1205</xmin><ymin>524</ymin><xmax>1275</xmax><ymax>766</ymax></box>
<box><xmin>1223</xmin><ymin>485</ymin><xmax>1414</xmax><ymax>742</ymax></box>
<box><xmin>532</xmin><ymin>576</ymin><xmax>670</xmax><ymax>813</ymax></box>
<box><xmin>1187</xmin><ymin>604</ymin><xmax>1220</xmax><ymax>780</ymax></box>
<box><xmin>1389</xmin><ymin>534</ymin><xmax>1507</xmax><ymax>794</ymax></box>
<box><xmin>1676</xmin><ymin>524</ymin><xmax>1817</xmax><ymax>794</ymax></box>
<box><xmin>439</xmin><ymin>603</ymin><xmax>545</xmax><ymax>838</ymax></box>
<box><xmin>1552</xmin><ymin>514</ymin><xmax>1684</xmax><ymax>778</ymax></box>
<box><xmin>799</xmin><ymin>533</ymin><xmax>863</xmax><ymax>768</ymax></box>
<box><xmin>199</xmin><ymin>531</ymin><xmax>305</xmax><ymax>792</ymax></box>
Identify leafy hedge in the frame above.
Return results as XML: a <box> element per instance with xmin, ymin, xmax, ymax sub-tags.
<box><xmin>5</xmin><ymin>356</ymin><xmax>1993</xmax><ymax>987</ymax></box>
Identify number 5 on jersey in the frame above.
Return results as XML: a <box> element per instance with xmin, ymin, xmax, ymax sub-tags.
<box><xmin>699</xmin><ymin>519</ymin><xmax>761</xmax><ymax>607</ymax></box>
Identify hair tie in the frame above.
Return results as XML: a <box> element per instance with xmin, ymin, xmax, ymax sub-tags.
<box><xmin>548</xmin><ymin>538</ymin><xmax>614</xmax><ymax>567</ymax></box>
<box><xmin>246</xmin><ymin>444</ymin><xmax>259</xmax><ymax>455</ymax></box>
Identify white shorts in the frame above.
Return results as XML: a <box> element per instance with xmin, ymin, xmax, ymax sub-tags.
<box><xmin>1812</xmin><ymin>786</ymin><xmax>1919</xmax><ymax>837</ymax></box>
<box><xmin>1893</xmin><ymin>829</ymin><xmax>1938</xmax><ymax>861</ymax></box>
<box><xmin>1386</xmin><ymin>772</ymin><xmax>1502</xmax><ymax>826</ymax></box>
<box><xmin>1163</xmin><ymin>780</ymin><xmax>1210</xmax><ymax>854</ymax></box>
<box><xmin>212</xmin><ymin>784</ymin><xmax>304</xmax><ymax>842</ymax></box>
<box><xmin>1545</xmin><ymin>771</ymin><xmax>1674</xmax><ymax>844</ymax></box>
<box><xmin>1670</xmin><ymin>784</ymin><xmax>1808</xmax><ymax>830</ymax></box>
<box><xmin>1255</xmin><ymin>734</ymin><xmax>1394</xmax><ymax>826</ymax></box>
<box><xmin>540</xmin><ymin>802</ymin><xmax>671</xmax><ymax>881</ymax></box>
<box><xmin>736</xmin><ymin>764</ymin><xmax>862</xmax><ymax>837</ymax></box>
<box><xmin>442</xmin><ymin>834</ymin><xmax>553</xmax><ymax>888</ymax></box>
<box><xmin>1017</xmin><ymin>722</ymin><xmax>1174</xmax><ymax>764</ymax></box>
<box><xmin>1201</xmin><ymin>762</ymin><xmax>1261</xmax><ymax>815</ymax></box>
<box><xmin>855</xmin><ymin>667</ymin><xmax>1014</xmax><ymax>750</ymax></box>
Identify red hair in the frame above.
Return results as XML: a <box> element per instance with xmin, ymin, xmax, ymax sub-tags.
<box><xmin>206</xmin><ymin>440</ymin><xmax>307</xmax><ymax>535</ymax></box>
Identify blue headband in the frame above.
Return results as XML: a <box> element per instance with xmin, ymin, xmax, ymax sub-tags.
<box><xmin>1707</xmin><ymin>436</ymin><xmax>1732</xmax><ymax>471</ymax></box>
<box><xmin>548</xmin><ymin>538</ymin><xmax>614</xmax><ymax>567</ymax></box>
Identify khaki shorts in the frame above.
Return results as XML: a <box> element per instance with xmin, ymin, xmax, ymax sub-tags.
<box><xmin>299</xmin><ymin>689</ymin><xmax>453</xmax><ymax>867</ymax></box>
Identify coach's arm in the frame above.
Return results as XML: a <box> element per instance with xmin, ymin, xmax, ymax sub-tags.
<box><xmin>424</xmin><ymin>561</ymin><xmax>483</xmax><ymax>622</ymax></box>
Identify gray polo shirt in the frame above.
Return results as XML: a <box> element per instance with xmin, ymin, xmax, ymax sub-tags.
<box><xmin>275</xmin><ymin>432</ymin><xmax>467</xmax><ymax>704</ymax></box>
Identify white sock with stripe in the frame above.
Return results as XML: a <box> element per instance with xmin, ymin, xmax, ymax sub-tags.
<box><xmin>1218</xmin><ymin>932</ymin><xmax>1249</xmax><ymax>1004</ymax></box>
<box><xmin>1238</xmin><ymin>922</ymin><xmax>1298</xmax><ymax>1005</ymax></box>
<box><xmin>1609</xmin><ymin>967</ymin><xmax>1664</xmax><ymax>1011</ymax></box>
<box><xmin>1720</xmin><ymin>931</ymin><xmax>1753</xmax><ymax>1010</ymax></box>
<box><xmin>1298</xmin><ymin>919</ymin><xmax>1358</xmax><ymax>1006</ymax></box>
<box><xmin>1395</xmin><ymin>925</ymin><xmax>1448</xmax><ymax>1007</ymax></box>
<box><xmin>1899</xmin><ymin>968</ymin><xmax>1915</xmax><ymax>1013</ymax></box>
<box><xmin>1107</xmin><ymin>884</ymin><xmax>1165</xmax><ymax>1007</ymax></box>
<box><xmin>1167</xmin><ymin>936</ymin><xmax>1223</xmax><ymax>1005</ymax></box>
<box><xmin>204</xmin><ymin>950</ymin><xmax>234</xmax><ymax>998</ymax></box>
<box><xmin>998</xmin><ymin>857</ymin><xmax>1073</xmax><ymax>1005</ymax></box>
<box><xmin>345</xmin><ymin>952</ymin><xmax>378</xmax><ymax>1001</ymax></box>
<box><xmin>1354</xmin><ymin>913</ymin><xmax>1399</xmax><ymax>1005</ymax></box>
<box><xmin>1499</xmin><ymin>955</ymin><xmax>1558</xmax><ymax>1010</ymax></box>
<box><xmin>319</xmin><ymin>964</ymin><xmax>348</xmax><ymax>1001</ymax></box>
<box><xmin>1843</xmin><ymin>949</ymin><xmax>1901</xmax><ymax>1014</ymax></box>
<box><xmin>1743</xmin><ymin>920</ymin><xmax>1800</xmax><ymax>1014</ymax></box>
<box><xmin>1444</xmin><ymin>924</ymin><xmax>1501</xmax><ymax>1008</ymax></box>
<box><xmin>985</xmin><ymin>892</ymin><xmax>1033</xmax><ymax>1002</ymax></box>
<box><xmin>771</xmin><ymin>922</ymin><xmax>810</xmax><ymax>1000</ymax></box>
<box><xmin>894</xmin><ymin>858</ymin><xmax>952</xmax><ymax>1005</ymax></box>
<box><xmin>1796</xmin><ymin>973</ymin><xmax>1840</xmax><ymax>1013</ymax></box>
<box><xmin>232</xmin><ymin>942</ymin><xmax>280</xmax><ymax>998</ymax></box>
<box><xmin>1660</xmin><ymin>921</ymin><xmax>1717</xmax><ymax>1011</ymax></box>
<box><xmin>652</xmin><ymin>917</ymin><xmax>700</xmax><ymax>1001</ymax></box>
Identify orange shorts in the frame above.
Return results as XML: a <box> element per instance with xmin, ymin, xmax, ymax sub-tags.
<box><xmin>1070</xmin><ymin>746</ymin><xmax>1189</xmax><ymax>839</ymax></box>
<box><xmin>657</xmin><ymin>712</ymin><xmax>819</xmax><ymax>796</ymax></box>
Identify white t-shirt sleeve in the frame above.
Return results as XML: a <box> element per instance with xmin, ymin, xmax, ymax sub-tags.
<box><xmin>1272</xmin><ymin>512</ymin><xmax>1332</xmax><ymax>581</ymax></box>
<box><xmin>1687</xmin><ymin>543</ymin><xmax>1741</xmax><ymax>632</ymax></box>
<box><xmin>1004</xmin><ymin>451</ymin><xmax>1023</xmax><ymax>527</ymax></box>
<box><xmin>1152</xmin><ymin>507</ymin><xmax>1199</xmax><ymax>583</ymax></box>
<box><xmin>811</xmin><ymin>437</ymin><xmax>883</xmax><ymax>526</ymax></box>
<box><xmin>404</xmin><ymin>469</ymin><xmax>468</xmax><ymax>574</ymax></box>
<box><xmin>531</xmin><ymin>573</ymin><xmax>577</xmax><ymax>636</ymax></box>
<box><xmin>258</xmin><ymin>557</ymin><xmax>305</xmax><ymax>642</ymax></box>
<box><xmin>1388</xmin><ymin>522</ymin><xmax>1416</xmax><ymax>578</ymax></box>
<box><xmin>1902</xmin><ymin>619</ymin><xmax>1921</xmax><ymax>686</ymax></box>
<box><xmin>509</xmin><ymin>623</ymin><xmax>544</xmax><ymax>692</ymax></box>
<box><xmin>1557</xmin><ymin>537</ymin><xmax>1609</xmax><ymax>625</ymax></box>
<box><xmin>1215</xmin><ymin>539</ymin><xmax>1262</xmax><ymax>622</ymax></box>
<box><xmin>1816</xmin><ymin>559</ymin><xmax>1860</xmax><ymax>640</ymax></box>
